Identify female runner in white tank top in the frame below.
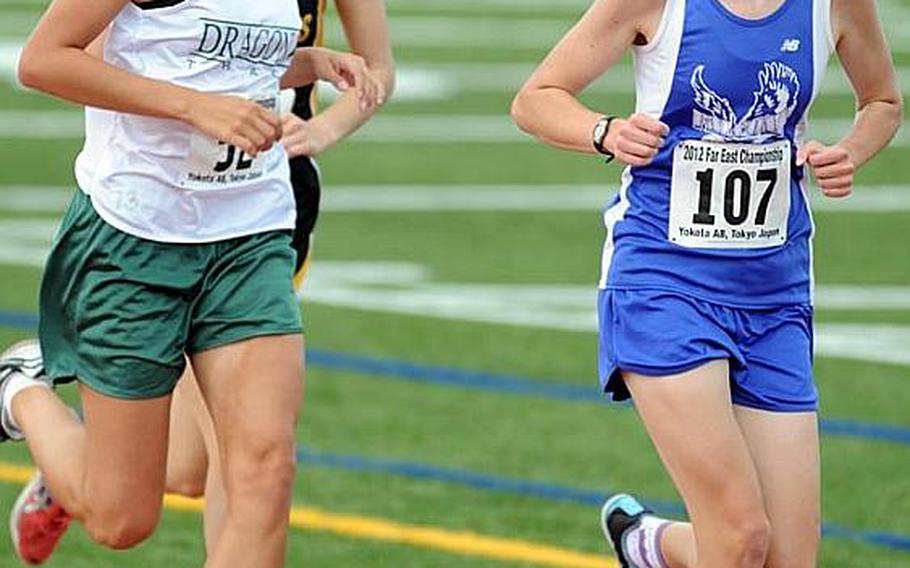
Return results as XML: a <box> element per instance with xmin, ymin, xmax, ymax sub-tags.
<box><xmin>0</xmin><ymin>0</ymin><xmax>381</xmax><ymax>566</ymax></box>
<box><xmin>159</xmin><ymin>0</ymin><xmax>396</xmax><ymax>558</ymax></box>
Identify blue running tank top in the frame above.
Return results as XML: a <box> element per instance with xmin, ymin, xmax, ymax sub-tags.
<box><xmin>599</xmin><ymin>0</ymin><xmax>835</xmax><ymax>307</ymax></box>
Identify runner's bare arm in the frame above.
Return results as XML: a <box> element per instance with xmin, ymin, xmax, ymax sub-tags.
<box><xmin>280</xmin><ymin>47</ymin><xmax>382</xmax><ymax>111</ymax></box>
<box><xmin>18</xmin><ymin>0</ymin><xmax>281</xmax><ymax>156</ymax></box>
<box><xmin>830</xmin><ymin>0</ymin><xmax>902</xmax><ymax>168</ymax></box>
<box><xmin>798</xmin><ymin>0</ymin><xmax>902</xmax><ymax>197</ymax></box>
<box><xmin>511</xmin><ymin>0</ymin><xmax>667</xmax><ymax>160</ymax></box>
<box><xmin>281</xmin><ymin>0</ymin><xmax>395</xmax><ymax>159</ymax></box>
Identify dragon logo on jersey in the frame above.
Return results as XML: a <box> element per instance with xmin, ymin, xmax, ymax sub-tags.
<box><xmin>691</xmin><ymin>61</ymin><xmax>800</xmax><ymax>142</ymax></box>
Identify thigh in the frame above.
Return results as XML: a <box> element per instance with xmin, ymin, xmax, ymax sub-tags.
<box><xmin>190</xmin><ymin>334</ymin><xmax>304</xmax><ymax>468</ymax></box>
<box><xmin>80</xmin><ymin>385</ymin><xmax>172</xmax><ymax>519</ymax></box>
<box><xmin>166</xmin><ymin>365</ymin><xmax>213</xmax><ymax>497</ymax></box>
<box><xmin>734</xmin><ymin>407</ymin><xmax>820</xmax><ymax>568</ymax></box>
<box><xmin>624</xmin><ymin>361</ymin><xmax>766</xmax><ymax>556</ymax></box>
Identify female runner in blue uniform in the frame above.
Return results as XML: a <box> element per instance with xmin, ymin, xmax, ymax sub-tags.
<box><xmin>512</xmin><ymin>1</ymin><xmax>901</xmax><ymax>567</ymax></box>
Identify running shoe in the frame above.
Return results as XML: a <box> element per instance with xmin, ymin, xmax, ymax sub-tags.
<box><xmin>10</xmin><ymin>472</ymin><xmax>72</xmax><ymax>565</ymax></box>
<box><xmin>601</xmin><ymin>493</ymin><xmax>650</xmax><ymax>568</ymax></box>
<box><xmin>0</xmin><ymin>339</ymin><xmax>48</xmax><ymax>442</ymax></box>
<box><xmin>0</xmin><ymin>340</ymin><xmax>44</xmax><ymax>379</ymax></box>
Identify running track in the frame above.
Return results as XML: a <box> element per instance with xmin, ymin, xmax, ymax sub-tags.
<box><xmin>1</xmin><ymin>310</ymin><xmax>908</xmax><ymax>557</ymax></box>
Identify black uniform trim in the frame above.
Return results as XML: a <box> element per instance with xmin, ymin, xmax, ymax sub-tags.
<box><xmin>134</xmin><ymin>0</ymin><xmax>187</xmax><ymax>9</ymax></box>
<box><xmin>288</xmin><ymin>0</ymin><xmax>324</xmax><ymax>271</ymax></box>
<box><xmin>289</xmin><ymin>156</ymin><xmax>321</xmax><ymax>271</ymax></box>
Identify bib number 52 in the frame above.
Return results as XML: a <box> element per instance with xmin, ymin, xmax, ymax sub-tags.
<box><xmin>692</xmin><ymin>168</ymin><xmax>778</xmax><ymax>227</ymax></box>
<box><xmin>214</xmin><ymin>143</ymin><xmax>254</xmax><ymax>173</ymax></box>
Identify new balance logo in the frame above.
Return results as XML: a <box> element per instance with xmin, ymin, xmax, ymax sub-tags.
<box><xmin>780</xmin><ymin>39</ymin><xmax>801</xmax><ymax>53</ymax></box>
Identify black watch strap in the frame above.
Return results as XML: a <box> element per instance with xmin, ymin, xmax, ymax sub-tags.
<box><xmin>593</xmin><ymin>116</ymin><xmax>617</xmax><ymax>163</ymax></box>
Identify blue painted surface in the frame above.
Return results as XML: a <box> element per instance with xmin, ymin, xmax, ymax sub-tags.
<box><xmin>5</xmin><ymin>309</ymin><xmax>906</xmax><ymax>445</ymax></box>
<box><xmin>297</xmin><ymin>447</ymin><xmax>910</xmax><ymax>553</ymax></box>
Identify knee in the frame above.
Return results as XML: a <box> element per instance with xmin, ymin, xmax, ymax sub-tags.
<box><xmin>165</xmin><ymin>465</ymin><xmax>207</xmax><ymax>499</ymax></box>
<box><xmin>227</xmin><ymin>438</ymin><xmax>296</xmax><ymax>502</ymax></box>
<box><xmin>729</xmin><ymin>515</ymin><xmax>772</xmax><ymax>568</ymax></box>
<box><xmin>85</xmin><ymin>508</ymin><xmax>160</xmax><ymax>550</ymax></box>
<box><xmin>765</xmin><ymin>514</ymin><xmax>821</xmax><ymax>568</ymax></box>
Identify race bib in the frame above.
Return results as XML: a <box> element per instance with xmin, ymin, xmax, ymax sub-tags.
<box><xmin>181</xmin><ymin>94</ymin><xmax>279</xmax><ymax>190</ymax></box>
<box><xmin>669</xmin><ymin>139</ymin><xmax>791</xmax><ymax>249</ymax></box>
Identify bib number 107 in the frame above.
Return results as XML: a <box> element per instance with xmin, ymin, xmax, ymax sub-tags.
<box><xmin>692</xmin><ymin>168</ymin><xmax>778</xmax><ymax>227</ymax></box>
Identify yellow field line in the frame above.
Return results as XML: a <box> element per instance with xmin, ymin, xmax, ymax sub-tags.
<box><xmin>0</xmin><ymin>463</ymin><xmax>615</xmax><ymax>568</ymax></box>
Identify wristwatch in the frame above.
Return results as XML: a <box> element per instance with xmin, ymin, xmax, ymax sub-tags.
<box><xmin>592</xmin><ymin>116</ymin><xmax>617</xmax><ymax>163</ymax></box>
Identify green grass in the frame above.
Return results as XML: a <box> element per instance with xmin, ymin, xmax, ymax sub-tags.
<box><xmin>0</xmin><ymin>0</ymin><xmax>909</xmax><ymax>566</ymax></box>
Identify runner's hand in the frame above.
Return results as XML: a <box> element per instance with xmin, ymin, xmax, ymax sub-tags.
<box><xmin>281</xmin><ymin>114</ymin><xmax>336</xmax><ymax>158</ymax></box>
<box><xmin>797</xmin><ymin>141</ymin><xmax>854</xmax><ymax>198</ymax></box>
<box><xmin>184</xmin><ymin>93</ymin><xmax>282</xmax><ymax>157</ymax></box>
<box><xmin>307</xmin><ymin>48</ymin><xmax>385</xmax><ymax>111</ymax></box>
<box><xmin>603</xmin><ymin>113</ymin><xmax>670</xmax><ymax>166</ymax></box>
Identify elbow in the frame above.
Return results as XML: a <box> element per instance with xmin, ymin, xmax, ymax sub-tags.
<box><xmin>16</xmin><ymin>48</ymin><xmax>42</xmax><ymax>90</ymax></box>
<box><xmin>510</xmin><ymin>88</ymin><xmax>533</xmax><ymax>134</ymax></box>
<box><xmin>17</xmin><ymin>44</ymin><xmax>57</xmax><ymax>92</ymax></box>
<box><xmin>890</xmin><ymin>95</ymin><xmax>905</xmax><ymax>133</ymax></box>
<box><xmin>880</xmin><ymin>94</ymin><xmax>905</xmax><ymax>141</ymax></box>
<box><xmin>874</xmin><ymin>90</ymin><xmax>904</xmax><ymax>134</ymax></box>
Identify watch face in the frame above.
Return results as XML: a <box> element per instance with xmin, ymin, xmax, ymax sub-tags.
<box><xmin>594</xmin><ymin>119</ymin><xmax>610</xmax><ymax>150</ymax></box>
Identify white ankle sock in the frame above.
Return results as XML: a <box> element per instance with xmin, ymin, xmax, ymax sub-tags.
<box><xmin>623</xmin><ymin>515</ymin><xmax>672</xmax><ymax>568</ymax></box>
<box><xmin>2</xmin><ymin>371</ymin><xmax>50</xmax><ymax>440</ymax></box>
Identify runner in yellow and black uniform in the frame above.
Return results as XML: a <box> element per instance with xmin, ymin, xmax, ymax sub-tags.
<box><xmin>288</xmin><ymin>0</ymin><xmax>327</xmax><ymax>286</ymax></box>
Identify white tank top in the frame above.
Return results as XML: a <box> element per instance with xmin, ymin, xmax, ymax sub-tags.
<box><xmin>75</xmin><ymin>0</ymin><xmax>301</xmax><ymax>243</ymax></box>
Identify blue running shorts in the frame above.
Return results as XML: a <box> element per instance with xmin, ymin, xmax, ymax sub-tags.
<box><xmin>597</xmin><ymin>289</ymin><xmax>817</xmax><ymax>413</ymax></box>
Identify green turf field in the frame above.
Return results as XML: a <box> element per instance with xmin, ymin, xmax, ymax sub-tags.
<box><xmin>0</xmin><ymin>0</ymin><xmax>909</xmax><ymax>566</ymax></box>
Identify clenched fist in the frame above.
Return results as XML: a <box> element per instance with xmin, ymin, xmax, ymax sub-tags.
<box><xmin>602</xmin><ymin>113</ymin><xmax>670</xmax><ymax>167</ymax></box>
<box><xmin>797</xmin><ymin>141</ymin><xmax>855</xmax><ymax>198</ymax></box>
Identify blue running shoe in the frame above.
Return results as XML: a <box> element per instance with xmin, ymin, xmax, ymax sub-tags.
<box><xmin>601</xmin><ymin>494</ymin><xmax>650</xmax><ymax>568</ymax></box>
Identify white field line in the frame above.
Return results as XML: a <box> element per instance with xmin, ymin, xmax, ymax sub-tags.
<box><xmin>324</xmin><ymin>15</ymin><xmax>575</xmax><ymax>50</ymax></box>
<box><xmin>0</xmin><ymin>13</ymin><xmax>577</xmax><ymax>48</ymax></box>
<box><xmin>0</xmin><ymin>111</ymin><xmax>904</xmax><ymax>147</ymax></box>
<box><xmin>339</xmin><ymin>115</ymin><xmax>906</xmax><ymax>145</ymax></box>
<box><xmin>2</xmin><ymin>185</ymin><xmax>909</xmax><ymax>214</ymax></box>
<box><xmin>0</xmin><ymin>41</ymin><xmax>20</xmax><ymax>86</ymax></box>
<box><xmin>4</xmin><ymin>10</ymin><xmax>910</xmax><ymax>54</ymax></box>
<box><xmin>392</xmin><ymin>63</ymin><xmax>909</xmax><ymax>97</ymax></box>
<box><xmin>301</xmin><ymin>262</ymin><xmax>910</xmax><ymax>368</ymax></box>
<box><xmin>0</xmin><ymin>228</ymin><xmax>907</xmax><ymax>366</ymax></box>
<box><xmin>3</xmin><ymin>41</ymin><xmax>910</xmax><ymax>99</ymax></box>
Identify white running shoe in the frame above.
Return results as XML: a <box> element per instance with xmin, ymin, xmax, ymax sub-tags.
<box><xmin>0</xmin><ymin>339</ymin><xmax>50</xmax><ymax>442</ymax></box>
